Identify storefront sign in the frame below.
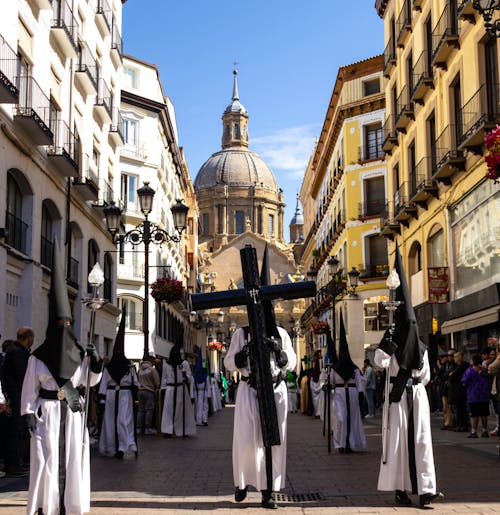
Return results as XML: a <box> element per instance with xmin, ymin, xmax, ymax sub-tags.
<box><xmin>428</xmin><ymin>267</ymin><xmax>449</xmax><ymax>304</ymax></box>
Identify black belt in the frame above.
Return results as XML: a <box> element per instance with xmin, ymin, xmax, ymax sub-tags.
<box><xmin>241</xmin><ymin>374</ymin><xmax>282</xmax><ymax>387</ymax></box>
<box><xmin>39</xmin><ymin>387</ymin><xmax>85</xmax><ymax>400</ymax></box>
<box><xmin>335</xmin><ymin>383</ymin><xmax>355</xmax><ymax>387</ymax></box>
<box><xmin>166</xmin><ymin>382</ymin><xmax>184</xmax><ymax>387</ymax></box>
<box><xmin>390</xmin><ymin>377</ymin><xmax>420</xmax><ymax>386</ymax></box>
<box><xmin>107</xmin><ymin>385</ymin><xmax>134</xmax><ymax>390</ymax></box>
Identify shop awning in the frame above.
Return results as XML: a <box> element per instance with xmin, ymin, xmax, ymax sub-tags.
<box><xmin>441</xmin><ymin>306</ymin><xmax>499</xmax><ymax>335</ymax></box>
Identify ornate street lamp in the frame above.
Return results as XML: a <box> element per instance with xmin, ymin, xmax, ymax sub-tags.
<box><xmin>104</xmin><ymin>182</ymin><xmax>189</xmax><ymax>360</ymax></box>
<box><xmin>347</xmin><ymin>266</ymin><xmax>361</xmax><ymax>296</ymax></box>
<box><xmin>473</xmin><ymin>0</ymin><xmax>500</xmax><ymax>37</ymax></box>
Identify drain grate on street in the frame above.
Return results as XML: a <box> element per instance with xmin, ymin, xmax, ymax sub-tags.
<box><xmin>273</xmin><ymin>492</ymin><xmax>323</xmax><ymax>503</ymax></box>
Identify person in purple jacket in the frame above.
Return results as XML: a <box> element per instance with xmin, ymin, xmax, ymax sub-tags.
<box><xmin>462</xmin><ymin>354</ymin><xmax>492</xmax><ymax>438</ymax></box>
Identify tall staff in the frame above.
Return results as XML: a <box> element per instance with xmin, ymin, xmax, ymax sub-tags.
<box><xmin>381</xmin><ymin>270</ymin><xmax>401</xmax><ymax>464</ymax></box>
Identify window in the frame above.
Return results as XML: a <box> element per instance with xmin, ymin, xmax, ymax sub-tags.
<box><xmin>365</xmin><ymin>234</ymin><xmax>388</xmax><ymax>276</ymax></box>
<box><xmin>123</xmin><ymin>118</ymin><xmax>138</xmax><ymax>147</ymax></box>
<box><xmin>234</xmin><ymin>123</ymin><xmax>240</xmax><ymax>138</ymax></box>
<box><xmin>202</xmin><ymin>213</ymin><xmax>209</xmax><ymax>236</ymax></box>
<box><xmin>407</xmin><ymin>52</ymin><xmax>413</xmax><ymax>96</ymax></box>
<box><xmin>41</xmin><ymin>203</ymin><xmax>54</xmax><ymax>268</ymax></box>
<box><xmin>428</xmin><ymin>112</ymin><xmax>436</xmax><ymax>170</ymax></box>
<box><xmin>363</xmin><ymin>78</ymin><xmax>380</xmax><ymax>96</ymax></box>
<box><xmin>6</xmin><ymin>173</ymin><xmax>27</xmax><ymax>253</ymax></box>
<box><xmin>103</xmin><ymin>253</ymin><xmax>113</xmax><ymax>301</ymax></box>
<box><xmin>217</xmin><ymin>204</ymin><xmax>224</xmax><ymax>234</ymax></box>
<box><xmin>268</xmin><ymin>214</ymin><xmax>274</xmax><ymax>237</ymax></box>
<box><xmin>364</xmin><ymin>298</ymin><xmax>389</xmax><ymax>331</ymax></box>
<box><xmin>451</xmin><ymin>74</ymin><xmax>462</xmax><ymax>143</ymax></box>
<box><xmin>428</xmin><ymin>228</ymin><xmax>445</xmax><ymax>267</ymax></box>
<box><xmin>364</xmin><ymin>123</ymin><xmax>383</xmax><ymax>160</ymax></box>
<box><xmin>121</xmin><ymin>173</ymin><xmax>137</xmax><ymax>211</ymax></box>
<box><xmin>484</xmin><ymin>37</ymin><xmax>498</xmax><ymax>116</ymax></box>
<box><xmin>235</xmin><ymin>211</ymin><xmax>244</xmax><ymax>234</ymax></box>
<box><xmin>119</xmin><ymin>297</ymin><xmax>142</xmax><ymax>331</ymax></box>
<box><xmin>364</xmin><ymin>176</ymin><xmax>385</xmax><ymax>216</ymax></box>
<box><xmin>225</xmin><ymin>124</ymin><xmax>230</xmax><ymax>137</ymax></box>
<box><xmin>408</xmin><ymin>140</ymin><xmax>416</xmax><ymax>194</ymax></box>
<box><xmin>409</xmin><ymin>241</ymin><xmax>422</xmax><ymax>274</ymax></box>
<box><xmin>123</xmin><ymin>66</ymin><xmax>138</xmax><ymax>89</ymax></box>
<box><xmin>87</xmin><ymin>240</ymin><xmax>99</xmax><ymax>293</ymax></box>
<box><xmin>257</xmin><ymin>205</ymin><xmax>263</xmax><ymax>234</ymax></box>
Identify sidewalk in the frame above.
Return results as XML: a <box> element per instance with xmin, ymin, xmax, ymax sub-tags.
<box><xmin>1</xmin><ymin>406</ymin><xmax>499</xmax><ymax>513</ymax></box>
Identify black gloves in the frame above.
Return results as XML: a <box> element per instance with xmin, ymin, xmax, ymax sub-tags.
<box><xmin>275</xmin><ymin>350</ymin><xmax>288</xmax><ymax>368</ymax></box>
<box><xmin>234</xmin><ymin>345</ymin><xmax>250</xmax><ymax>368</ymax></box>
<box><xmin>24</xmin><ymin>413</ymin><xmax>36</xmax><ymax>433</ymax></box>
<box><xmin>60</xmin><ymin>382</ymin><xmax>82</xmax><ymax>413</ymax></box>
<box><xmin>87</xmin><ymin>344</ymin><xmax>103</xmax><ymax>373</ymax></box>
<box><xmin>378</xmin><ymin>327</ymin><xmax>398</xmax><ymax>356</ymax></box>
<box><xmin>265</xmin><ymin>337</ymin><xmax>288</xmax><ymax>368</ymax></box>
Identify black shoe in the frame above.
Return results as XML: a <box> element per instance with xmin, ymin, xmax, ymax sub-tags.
<box><xmin>395</xmin><ymin>490</ymin><xmax>412</xmax><ymax>506</ymax></box>
<box><xmin>419</xmin><ymin>492</ymin><xmax>444</xmax><ymax>507</ymax></box>
<box><xmin>261</xmin><ymin>490</ymin><xmax>278</xmax><ymax>509</ymax></box>
<box><xmin>114</xmin><ymin>451</ymin><xmax>124</xmax><ymax>459</ymax></box>
<box><xmin>338</xmin><ymin>448</ymin><xmax>345</xmax><ymax>454</ymax></box>
<box><xmin>234</xmin><ymin>486</ymin><xmax>248</xmax><ymax>502</ymax></box>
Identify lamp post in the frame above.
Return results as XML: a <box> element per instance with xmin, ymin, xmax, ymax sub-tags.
<box><xmin>190</xmin><ymin>309</ymin><xmax>224</xmax><ymax>372</ymax></box>
<box><xmin>104</xmin><ymin>182</ymin><xmax>188</xmax><ymax>360</ymax></box>
<box><xmin>473</xmin><ymin>0</ymin><xmax>500</xmax><ymax>37</ymax></box>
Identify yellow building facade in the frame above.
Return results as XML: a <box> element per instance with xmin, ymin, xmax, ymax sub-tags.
<box><xmin>376</xmin><ymin>0</ymin><xmax>500</xmax><ymax>353</ymax></box>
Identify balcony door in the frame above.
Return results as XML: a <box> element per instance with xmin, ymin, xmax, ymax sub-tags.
<box><xmin>485</xmin><ymin>37</ymin><xmax>498</xmax><ymax>119</ymax></box>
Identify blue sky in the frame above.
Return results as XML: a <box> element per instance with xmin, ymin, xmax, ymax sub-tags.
<box><xmin>122</xmin><ymin>1</ymin><xmax>384</xmax><ymax>238</ymax></box>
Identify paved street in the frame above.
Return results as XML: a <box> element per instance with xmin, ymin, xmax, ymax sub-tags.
<box><xmin>1</xmin><ymin>404</ymin><xmax>500</xmax><ymax>514</ymax></box>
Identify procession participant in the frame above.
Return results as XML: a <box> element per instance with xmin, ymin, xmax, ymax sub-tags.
<box><xmin>223</xmin><ymin>244</ymin><xmax>296</xmax><ymax>509</ymax></box>
<box><xmin>310</xmin><ymin>350</ymin><xmax>322</xmax><ymax>418</ymax></box>
<box><xmin>137</xmin><ymin>357</ymin><xmax>160</xmax><ymax>435</ymax></box>
<box><xmin>330</xmin><ymin>313</ymin><xmax>366</xmax><ymax>453</ymax></box>
<box><xmin>98</xmin><ymin>309</ymin><xmax>138</xmax><ymax>458</ymax></box>
<box><xmin>375</xmin><ymin>243</ymin><xmax>444</xmax><ymax>508</ymax></box>
<box><xmin>21</xmin><ymin>240</ymin><xmax>103</xmax><ymax>515</ymax></box>
<box><xmin>193</xmin><ymin>347</ymin><xmax>211</xmax><ymax>426</ymax></box>
<box><xmin>286</xmin><ymin>371</ymin><xmax>298</xmax><ymax>414</ymax></box>
<box><xmin>160</xmin><ymin>344</ymin><xmax>196</xmax><ymax>437</ymax></box>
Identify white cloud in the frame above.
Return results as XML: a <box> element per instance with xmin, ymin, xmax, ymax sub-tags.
<box><xmin>252</xmin><ymin>124</ymin><xmax>318</xmax><ymax>180</ymax></box>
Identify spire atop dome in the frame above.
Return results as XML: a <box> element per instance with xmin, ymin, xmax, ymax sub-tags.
<box><xmin>290</xmin><ymin>194</ymin><xmax>304</xmax><ymax>226</ymax></box>
<box><xmin>222</xmin><ymin>67</ymin><xmax>249</xmax><ymax>149</ymax></box>
<box><xmin>232</xmin><ymin>68</ymin><xmax>239</xmax><ymax>101</ymax></box>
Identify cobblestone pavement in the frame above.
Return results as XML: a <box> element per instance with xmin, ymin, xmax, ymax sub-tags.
<box><xmin>1</xmin><ymin>405</ymin><xmax>500</xmax><ymax>514</ymax></box>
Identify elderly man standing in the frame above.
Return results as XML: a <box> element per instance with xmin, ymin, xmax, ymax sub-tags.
<box><xmin>3</xmin><ymin>326</ymin><xmax>34</xmax><ymax>477</ymax></box>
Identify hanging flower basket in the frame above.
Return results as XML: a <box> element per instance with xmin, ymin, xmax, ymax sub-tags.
<box><xmin>208</xmin><ymin>341</ymin><xmax>223</xmax><ymax>351</ymax></box>
<box><xmin>484</xmin><ymin>125</ymin><xmax>500</xmax><ymax>183</ymax></box>
<box><xmin>150</xmin><ymin>277</ymin><xmax>184</xmax><ymax>304</ymax></box>
<box><xmin>312</xmin><ymin>320</ymin><xmax>329</xmax><ymax>335</ymax></box>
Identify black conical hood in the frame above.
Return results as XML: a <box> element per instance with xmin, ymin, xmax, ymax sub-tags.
<box><xmin>386</xmin><ymin>241</ymin><xmax>426</xmax><ymax>370</ymax></box>
<box><xmin>312</xmin><ymin>350</ymin><xmax>321</xmax><ymax>381</ymax></box>
<box><xmin>106</xmin><ymin>307</ymin><xmax>131</xmax><ymax>383</ymax></box>
<box><xmin>168</xmin><ymin>342</ymin><xmax>182</xmax><ymax>366</ymax></box>
<box><xmin>325</xmin><ymin>328</ymin><xmax>338</xmax><ymax>366</ymax></box>
<box><xmin>33</xmin><ymin>238</ymin><xmax>84</xmax><ymax>385</ymax></box>
<box><xmin>260</xmin><ymin>244</ymin><xmax>280</xmax><ymax>339</ymax></box>
<box><xmin>333</xmin><ymin>311</ymin><xmax>357</xmax><ymax>381</ymax></box>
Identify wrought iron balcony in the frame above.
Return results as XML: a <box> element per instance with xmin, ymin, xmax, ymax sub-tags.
<box><xmin>383</xmin><ymin>35</ymin><xmax>397</xmax><ymax>77</ymax></box>
<box><xmin>457</xmin><ymin>0</ymin><xmax>477</xmax><ymax>23</ymax></box>
<box><xmin>396</xmin><ymin>0</ymin><xmax>413</xmax><ymax>48</ymax></box>
<box><xmin>359</xmin><ymin>263</ymin><xmax>389</xmax><ymax>280</ymax></box>
<box><xmin>409</xmin><ymin>157</ymin><xmax>439</xmax><ymax>209</ymax></box>
<box><xmin>67</xmin><ymin>256</ymin><xmax>79</xmax><ymax>288</ymax></box>
<box><xmin>95</xmin><ymin>0</ymin><xmax>112</xmax><ymax>36</ymax></box>
<box><xmin>358</xmin><ymin>198</ymin><xmax>386</xmax><ymax>218</ymax></box>
<box><xmin>358</xmin><ymin>141</ymin><xmax>384</xmax><ymax>162</ymax></box>
<box><xmin>411</xmin><ymin>50</ymin><xmax>434</xmax><ymax>105</ymax></box>
<box><xmin>110</xmin><ymin>20</ymin><xmax>122</xmax><ymax>67</ymax></box>
<box><xmin>458</xmin><ymin>83</ymin><xmax>500</xmax><ymax>154</ymax></box>
<box><xmin>431</xmin><ymin>3</ymin><xmax>459</xmax><ymax>70</ymax></box>
<box><xmin>5</xmin><ymin>211</ymin><xmax>28</xmax><ymax>254</ymax></box>
<box><xmin>47</xmin><ymin>119</ymin><xmax>79</xmax><ymax>177</ymax></box>
<box><xmin>14</xmin><ymin>75</ymin><xmax>53</xmax><ymax>145</ymax></box>
<box><xmin>94</xmin><ymin>79</ymin><xmax>113</xmax><ymax>123</ymax></box>
<box><xmin>380</xmin><ymin>201</ymin><xmax>401</xmax><ymax>240</ymax></box>
<box><xmin>93</xmin><ymin>177</ymin><xmax>114</xmax><ymax>208</ymax></box>
<box><xmin>41</xmin><ymin>235</ymin><xmax>54</xmax><ymax>269</ymax></box>
<box><xmin>109</xmin><ymin>107</ymin><xmax>124</xmax><ymax>147</ymax></box>
<box><xmin>382</xmin><ymin>114</ymin><xmax>398</xmax><ymax>153</ymax></box>
<box><xmin>73</xmin><ymin>153</ymin><xmax>99</xmax><ymax>201</ymax></box>
<box><xmin>0</xmin><ymin>35</ymin><xmax>18</xmax><ymax>103</ymax></box>
<box><xmin>394</xmin><ymin>182</ymin><xmax>417</xmax><ymax>227</ymax></box>
<box><xmin>433</xmin><ymin>124</ymin><xmax>466</xmax><ymax>184</ymax></box>
<box><xmin>75</xmin><ymin>43</ymin><xmax>98</xmax><ymax>96</ymax></box>
<box><xmin>395</xmin><ymin>85</ymin><xmax>415</xmax><ymax>133</ymax></box>
<box><xmin>50</xmin><ymin>0</ymin><xmax>78</xmax><ymax>59</ymax></box>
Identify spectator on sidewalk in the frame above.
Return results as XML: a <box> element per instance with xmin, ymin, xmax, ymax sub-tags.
<box><xmin>440</xmin><ymin>350</ymin><xmax>457</xmax><ymax>430</ymax></box>
<box><xmin>462</xmin><ymin>354</ymin><xmax>492</xmax><ymax>438</ymax></box>
<box><xmin>363</xmin><ymin>358</ymin><xmax>376</xmax><ymax>418</ymax></box>
<box><xmin>447</xmin><ymin>351</ymin><xmax>469</xmax><ymax>432</ymax></box>
<box><xmin>488</xmin><ymin>345</ymin><xmax>500</xmax><ymax>436</ymax></box>
<box><xmin>137</xmin><ymin>357</ymin><xmax>160</xmax><ymax>435</ymax></box>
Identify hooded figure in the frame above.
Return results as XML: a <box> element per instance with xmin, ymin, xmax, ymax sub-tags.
<box><xmin>374</xmin><ymin>242</ymin><xmax>443</xmax><ymax>508</ymax></box>
<box><xmin>310</xmin><ymin>350</ymin><xmax>322</xmax><ymax>417</ymax></box>
<box><xmin>98</xmin><ymin>308</ymin><xmax>139</xmax><ymax>459</ymax></box>
<box><xmin>21</xmin><ymin>239</ymin><xmax>103</xmax><ymax>515</ymax></box>
<box><xmin>328</xmin><ymin>311</ymin><xmax>366</xmax><ymax>453</ymax></box>
<box><xmin>160</xmin><ymin>343</ymin><xmax>196</xmax><ymax>437</ymax></box>
<box><xmin>193</xmin><ymin>347</ymin><xmax>211</xmax><ymax>426</ymax></box>
<box><xmin>224</xmin><ymin>244</ymin><xmax>297</xmax><ymax>509</ymax></box>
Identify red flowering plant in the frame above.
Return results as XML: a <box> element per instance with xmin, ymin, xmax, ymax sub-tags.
<box><xmin>208</xmin><ymin>341</ymin><xmax>223</xmax><ymax>351</ymax></box>
<box><xmin>312</xmin><ymin>320</ymin><xmax>329</xmax><ymax>335</ymax></box>
<box><xmin>150</xmin><ymin>277</ymin><xmax>184</xmax><ymax>304</ymax></box>
<box><xmin>484</xmin><ymin>125</ymin><xmax>500</xmax><ymax>183</ymax></box>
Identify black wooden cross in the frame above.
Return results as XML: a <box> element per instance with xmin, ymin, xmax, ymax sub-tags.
<box><xmin>191</xmin><ymin>244</ymin><xmax>316</xmax><ymax>449</ymax></box>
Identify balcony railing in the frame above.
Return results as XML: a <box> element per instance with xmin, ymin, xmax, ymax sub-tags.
<box><xmin>109</xmin><ymin>107</ymin><xmax>124</xmax><ymax>146</ymax></box>
<box><xmin>94</xmin><ymin>79</ymin><xmax>113</xmax><ymax>123</ymax></box>
<box><xmin>47</xmin><ymin>119</ymin><xmax>79</xmax><ymax>177</ymax></box>
<box><xmin>434</xmin><ymin>124</ymin><xmax>465</xmax><ymax>183</ymax></box>
<box><xmin>358</xmin><ymin>141</ymin><xmax>384</xmax><ymax>161</ymax></box>
<box><xmin>359</xmin><ymin>263</ymin><xmax>389</xmax><ymax>280</ymax></box>
<box><xmin>458</xmin><ymin>83</ymin><xmax>500</xmax><ymax>152</ymax></box>
<box><xmin>382</xmin><ymin>114</ymin><xmax>398</xmax><ymax>153</ymax></box>
<box><xmin>41</xmin><ymin>235</ymin><xmax>53</xmax><ymax>269</ymax></box>
<box><xmin>411</xmin><ymin>50</ymin><xmax>434</xmax><ymax>104</ymax></box>
<box><xmin>396</xmin><ymin>0</ymin><xmax>412</xmax><ymax>48</ymax></box>
<box><xmin>122</xmin><ymin>139</ymin><xmax>148</xmax><ymax>159</ymax></box>
<box><xmin>94</xmin><ymin>177</ymin><xmax>114</xmax><ymax>207</ymax></box>
<box><xmin>431</xmin><ymin>3</ymin><xmax>459</xmax><ymax>69</ymax></box>
<box><xmin>5</xmin><ymin>211</ymin><xmax>28</xmax><ymax>254</ymax></box>
<box><xmin>0</xmin><ymin>35</ymin><xmax>19</xmax><ymax>103</ymax></box>
<box><xmin>457</xmin><ymin>0</ymin><xmax>477</xmax><ymax>22</ymax></box>
<box><xmin>110</xmin><ymin>20</ymin><xmax>122</xmax><ymax>65</ymax></box>
<box><xmin>383</xmin><ymin>35</ymin><xmax>397</xmax><ymax>77</ymax></box>
<box><xmin>75</xmin><ymin>43</ymin><xmax>98</xmax><ymax>95</ymax></box>
<box><xmin>67</xmin><ymin>256</ymin><xmax>79</xmax><ymax>287</ymax></box>
<box><xmin>72</xmin><ymin>153</ymin><xmax>99</xmax><ymax>201</ymax></box>
<box><xmin>95</xmin><ymin>0</ymin><xmax>112</xmax><ymax>35</ymax></box>
<box><xmin>50</xmin><ymin>0</ymin><xmax>78</xmax><ymax>58</ymax></box>
<box><xmin>409</xmin><ymin>158</ymin><xmax>439</xmax><ymax>208</ymax></box>
<box><xmin>380</xmin><ymin>201</ymin><xmax>401</xmax><ymax>239</ymax></box>
<box><xmin>395</xmin><ymin>85</ymin><xmax>414</xmax><ymax>132</ymax></box>
<box><xmin>14</xmin><ymin>75</ymin><xmax>53</xmax><ymax>145</ymax></box>
<box><xmin>359</xmin><ymin>198</ymin><xmax>386</xmax><ymax>218</ymax></box>
<box><xmin>394</xmin><ymin>182</ymin><xmax>417</xmax><ymax>226</ymax></box>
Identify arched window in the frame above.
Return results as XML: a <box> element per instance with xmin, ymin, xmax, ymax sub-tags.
<box><xmin>427</xmin><ymin>226</ymin><xmax>445</xmax><ymax>267</ymax></box>
<box><xmin>119</xmin><ymin>296</ymin><xmax>142</xmax><ymax>331</ymax></box>
<box><xmin>234</xmin><ymin>123</ymin><xmax>240</xmax><ymax>138</ymax></box>
<box><xmin>87</xmin><ymin>239</ymin><xmax>99</xmax><ymax>293</ymax></box>
<box><xmin>41</xmin><ymin>203</ymin><xmax>54</xmax><ymax>268</ymax></box>
<box><xmin>103</xmin><ymin>252</ymin><xmax>113</xmax><ymax>301</ymax></box>
<box><xmin>408</xmin><ymin>241</ymin><xmax>422</xmax><ymax>275</ymax></box>
<box><xmin>6</xmin><ymin>173</ymin><xmax>27</xmax><ymax>253</ymax></box>
<box><xmin>235</xmin><ymin>211</ymin><xmax>244</xmax><ymax>234</ymax></box>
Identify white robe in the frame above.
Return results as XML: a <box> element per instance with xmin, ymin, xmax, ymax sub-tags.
<box><xmin>211</xmin><ymin>376</ymin><xmax>222</xmax><ymax>412</ymax></box>
<box><xmin>330</xmin><ymin>368</ymin><xmax>367</xmax><ymax>450</ymax></box>
<box><xmin>318</xmin><ymin>368</ymin><xmax>329</xmax><ymax>421</ymax></box>
<box><xmin>286</xmin><ymin>380</ymin><xmax>298</xmax><ymax>413</ymax></box>
<box><xmin>224</xmin><ymin>326</ymin><xmax>297</xmax><ymax>492</ymax></box>
<box><xmin>374</xmin><ymin>348</ymin><xmax>436</xmax><ymax>495</ymax></box>
<box><xmin>21</xmin><ymin>356</ymin><xmax>101</xmax><ymax>515</ymax></box>
<box><xmin>310</xmin><ymin>377</ymin><xmax>323</xmax><ymax>417</ymax></box>
<box><xmin>98</xmin><ymin>366</ymin><xmax>138</xmax><ymax>456</ymax></box>
<box><xmin>160</xmin><ymin>359</ymin><xmax>196</xmax><ymax>436</ymax></box>
<box><xmin>194</xmin><ymin>377</ymin><xmax>211</xmax><ymax>425</ymax></box>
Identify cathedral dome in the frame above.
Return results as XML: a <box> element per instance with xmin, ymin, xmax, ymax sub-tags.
<box><xmin>194</xmin><ymin>147</ymin><xmax>279</xmax><ymax>191</ymax></box>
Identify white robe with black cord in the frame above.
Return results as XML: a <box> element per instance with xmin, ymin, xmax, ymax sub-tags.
<box><xmin>21</xmin><ymin>355</ymin><xmax>101</xmax><ymax>515</ymax></box>
<box><xmin>98</xmin><ymin>366</ymin><xmax>138</xmax><ymax>456</ymax></box>
<box><xmin>374</xmin><ymin>348</ymin><xmax>436</xmax><ymax>495</ymax></box>
<box><xmin>223</xmin><ymin>326</ymin><xmax>296</xmax><ymax>492</ymax></box>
